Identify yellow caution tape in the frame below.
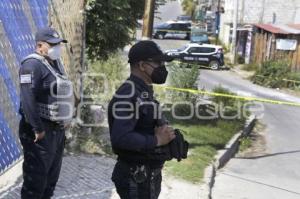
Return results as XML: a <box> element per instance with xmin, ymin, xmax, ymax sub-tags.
<box><xmin>154</xmin><ymin>85</ymin><xmax>300</xmax><ymax>107</ymax></box>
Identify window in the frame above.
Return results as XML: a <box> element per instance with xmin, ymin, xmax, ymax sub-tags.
<box><xmin>188</xmin><ymin>47</ymin><xmax>200</xmax><ymax>53</ymax></box>
<box><xmin>171</xmin><ymin>24</ymin><xmax>180</xmax><ymax>30</ymax></box>
<box><xmin>178</xmin><ymin>23</ymin><xmax>190</xmax><ymax>31</ymax></box>
<box><xmin>188</xmin><ymin>47</ymin><xmax>215</xmax><ymax>54</ymax></box>
<box><xmin>156</xmin><ymin>23</ymin><xmax>171</xmax><ymax>29</ymax></box>
<box><xmin>199</xmin><ymin>47</ymin><xmax>215</xmax><ymax>53</ymax></box>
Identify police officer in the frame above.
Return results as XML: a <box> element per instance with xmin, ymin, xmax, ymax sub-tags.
<box><xmin>19</xmin><ymin>27</ymin><xmax>73</xmax><ymax>199</ymax></box>
<box><xmin>108</xmin><ymin>40</ymin><xmax>176</xmax><ymax>199</ymax></box>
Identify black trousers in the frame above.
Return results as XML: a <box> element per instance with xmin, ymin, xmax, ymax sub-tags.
<box><xmin>112</xmin><ymin>160</ymin><xmax>162</xmax><ymax>199</ymax></box>
<box><xmin>19</xmin><ymin>118</ymin><xmax>65</xmax><ymax>199</ymax></box>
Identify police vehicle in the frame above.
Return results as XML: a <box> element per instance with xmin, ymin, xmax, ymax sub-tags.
<box><xmin>153</xmin><ymin>21</ymin><xmax>191</xmax><ymax>40</ymax></box>
<box><xmin>165</xmin><ymin>43</ymin><xmax>224</xmax><ymax>70</ymax></box>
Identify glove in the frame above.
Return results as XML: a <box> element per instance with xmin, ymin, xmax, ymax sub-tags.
<box><xmin>150</xmin><ymin>129</ymin><xmax>189</xmax><ymax>162</ymax></box>
<box><xmin>169</xmin><ymin>129</ymin><xmax>189</xmax><ymax>162</ymax></box>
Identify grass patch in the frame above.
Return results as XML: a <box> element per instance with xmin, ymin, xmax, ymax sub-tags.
<box><xmin>242</xmin><ymin>63</ymin><xmax>259</xmax><ymax>71</ymax></box>
<box><xmin>239</xmin><ymin>137</ymin><xmax>252</xmax><ymax>152</ymax></box>
<box><xmin>164</xmin><ymin>119</ymin><xmax>244</xmax><ymax>183</ymax></box>
<box><xmin>251</xmin><ymin>59</ymin><xmax>300</xmax><ymax>90</ymax></box>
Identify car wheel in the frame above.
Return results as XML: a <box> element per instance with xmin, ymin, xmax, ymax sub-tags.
<box><xmin>157</xmin><ymin>33</ymin><xmax>165</xmax><ymax>39</ymax></box>
<box><xmin>209</xmin><ymin>61</ymin><xmax>220</xmax><ymax>70</ymax></box>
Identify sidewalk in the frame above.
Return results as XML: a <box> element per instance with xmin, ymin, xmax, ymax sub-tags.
<box><xmin>0</xmin><ymin>155</ymin><xmax>117</xmax><ymax>199</ymax></box>
<box><xmin>0</xmin><ymin>155</ymin><xmax>203</xmax><ymax>199</ymax></box>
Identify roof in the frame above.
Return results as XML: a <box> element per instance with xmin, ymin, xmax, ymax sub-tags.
<box><xmin>254</xmin><ymin>24</ymin><xmax>300</xmax><ymax>35</ymax></box>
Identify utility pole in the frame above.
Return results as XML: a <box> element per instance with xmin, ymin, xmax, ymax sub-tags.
<box><xmin>142</xmin><ymin>0</ymin><xmax>156</xmax><ymax>40</ymax></box>
<box><xmin>231</xmin><ymin>0</ymin><xmax>238</xmax><ymax>64</ymax></box>
<box><xmin>215</xmin><ymin>0</ymin><xmax>221</xmax><ymax>45</ymax></box>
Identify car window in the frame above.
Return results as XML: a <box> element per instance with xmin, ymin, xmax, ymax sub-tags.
<box><xmin>171</xmin><ymin>24</ymin><xmax>181</xmax><ymax>30</ymax></box>
<box><xmin>188</xmin><ymin>47</ymin><xmax>216</xmax><ymax>53</ymax></box>
<box><xmin>178</xmin><ymin>24</ymin><xmax>190</xmax><ymax>31</ymax></box>
<box><xmin>187</xmin><ymin>47</ymin><xmax>200</xmax><ymax>53</ymax></box>
<box><xmin>201</xmin><ymin>47</ymin><xmax>215</xmax><ymax>53</ymax></box>
<box><xmin>155</xmin><ymin>23</ymin><xmax>171</xmax><ymax>29</ymax></box>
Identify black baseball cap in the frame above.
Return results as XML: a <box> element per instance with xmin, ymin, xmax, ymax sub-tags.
<box><xmin>35</xmin><ymin>27</ymin><xmax>68</xmax><ymax>44</ymax></box>
<box><xmin>128</xmin><ymin>40</ymin><xmax>173</xmax><ymax>64</ymax></box>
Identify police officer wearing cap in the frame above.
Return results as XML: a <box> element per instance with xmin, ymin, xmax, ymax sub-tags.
<box><xmin>108</xmin><ymin>40</ymin><xmax>176</xmax><ymax>199</ymax></box>
<box><xmin>19</xmin><ymin>27</ymin><xmax>73</xmax><ymax>199</ymax></box>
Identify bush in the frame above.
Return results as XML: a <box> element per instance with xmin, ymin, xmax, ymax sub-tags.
<box><xmin>168</xmin><ymin>62</ymin><xmax>199</xmax><ymax>90</ymax></box>
<box><xmin>252</xmin><ymin>59</ymin><xmax>291</xmax><ymax>88</ymax></box>
<box><xmin>83</xmin><ymin>53</ymin><xmax>128</xmax><ymax>103</ymax></box>
<box><xmin>242</xmin><ymin>63</ymin><xmax>258</xmax><ymax>71</ymax></box>
<box><xmin>164</xmin><ymin>62</ymin><xmax>200</xmax><ymax>116</ymax></box>
<box><xmin>211</xmin><ymin>86</ymin><xmax>247</xmax><ymax>120</ymax></box>
<box><xmin>211</xmin><ymin>86</ymin><xmax>236</xmax><ymax>107</ymax></box>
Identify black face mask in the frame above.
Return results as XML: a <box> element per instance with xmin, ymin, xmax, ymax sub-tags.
<box><xmin>145</xmin><ymin>63</ymin><xmax>168</xmax><ymax>84</ymax></box>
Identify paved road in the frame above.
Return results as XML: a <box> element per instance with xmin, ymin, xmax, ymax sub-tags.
<box><xmin>198</xmin><ymin>70</ymin><xmax>300</xmax><ymax>199</ymax></box>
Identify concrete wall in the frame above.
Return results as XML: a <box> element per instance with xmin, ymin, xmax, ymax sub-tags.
<box><xmin>220</xmin><ymin>0</ymin><xmax>300</xmax><ymax>46</ymax></box>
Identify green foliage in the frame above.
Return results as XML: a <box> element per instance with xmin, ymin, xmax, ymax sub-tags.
<box><xmin>211</xmin><ymin>86</ymin><xmax>236</xmax><ymax>107</ymax></box>
<box><xmin>239</xmin><ymin>137</ymin><xmax>252</xmax><ymax>152</ymax></box>
<box><xmin>286</xmin><ymin>73</ymin><xmax>300</xmax><ymax>89</ymax></box>
<box><xmin>83</xmin><ymin>53</ymin><xmax>128</xmax><ymax>103</ymax></box>
<box><xmin>252</xmin><ymin>59</ymin><xmax>292</xmax><ymax>88</ymax></box>
<box><xmin>287</xmin><ymin>72</ymin><xmax>300</xmax><ymax>82</ymax></box>
<box><xmin>181</xmin><ymin>0</ymin><xmax>197</xmax><ymax>19</ymax></box>
<box><xmin>164</xmin><ymin>62</ymin><xmax>200</xmax><ymax>116</ymax></box>
<box><xmin>242</xmin><ymin>63</ymin><xmax>258</xmax><ymax>71</ymax></box>
<box><xmin>168</xmin><ymin>62</ymin><xmax>199</xmax><ymax>90</ymax></box>
<box><xmin>86</xmin><ymin>0</ymin><xmax>145</xmax><ymax>61</ymax></box>
<box><xmin>86</xmin><ymin>0</ymin><xmax>169</xmax><ymax>61</ymax></box>
<box><xmin>211</xmin><ymin>86</ymin><xmax>247</xmax><ymax>120</ymax></box>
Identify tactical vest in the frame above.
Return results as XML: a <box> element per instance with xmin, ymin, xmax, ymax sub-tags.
<box><xmin>22</xmin><ymin>54</ymin><xmax>74</xmax><ymax>122</ymax></box>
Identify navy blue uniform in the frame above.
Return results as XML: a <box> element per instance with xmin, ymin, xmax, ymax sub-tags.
<box><xmin>108</xmin><ymin>75</ymin><xmax>164</xmax><ymax>199</ymax></box>
<box><xmin>19</xmin><ymin>54</ymin><xmax>65</xmax><ymax>199</ymax></box>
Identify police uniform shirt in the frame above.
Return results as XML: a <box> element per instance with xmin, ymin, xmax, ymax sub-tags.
<box><xmin>19</xmin><ymin>53</ymin><xmax>62</xmax><ymax>132</ymax></box>
<box><xmin>108</xmin><ymin>74</ymin><xmax>163</xmax><ymax>165</ymax></box>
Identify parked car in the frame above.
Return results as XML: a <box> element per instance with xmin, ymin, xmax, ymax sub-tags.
<box><xmin>165</xmin><ymin>43</ymin><xmax>224</xmax><ymax>70</ymax></box>
<box><xmin>153</xmin><ymin>21</ymin><xmax>191</xmax><ymax>40</ymax></box>
<box><xmin>190</xmin><ymin>27</ymin><xmax>210</xmax><ymax>44</ymax></box>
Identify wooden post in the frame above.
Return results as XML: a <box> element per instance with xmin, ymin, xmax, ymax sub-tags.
<box><xmin>142</xmin><ymin>0</ymin><xmax>156</xmax><ymax>40</ymax></box>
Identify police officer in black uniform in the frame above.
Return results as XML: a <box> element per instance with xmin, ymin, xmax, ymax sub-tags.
<box><xmin>19</xmin><ymin>27</ymin><xmax>73</xmax><ymax>199</ymax></box>
<box><xmin>108</xmin><ymin>40</ymin><xmax>176</xmax><ymax>199</ymax></box>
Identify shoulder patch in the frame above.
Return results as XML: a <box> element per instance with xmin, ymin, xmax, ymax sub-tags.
<box><xmin>20</xmin><ymin>74</ymin><xmax>32</xmax><ymax>84</ymax></box>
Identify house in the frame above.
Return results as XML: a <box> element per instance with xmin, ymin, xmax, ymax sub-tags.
<box><xmin>219</xmin><ymin>0</ymin><xmax>300</xmax><ymax>47</ymax></box>
<box><xmin>251</xmin><ymin>24</ymin><xmax>300</xmax><ymax>71</ymax></box>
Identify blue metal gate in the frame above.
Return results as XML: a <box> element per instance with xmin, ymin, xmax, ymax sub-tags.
<box><xmin>0</xmin><ymin>0</ymin><xmax>48</xmax><ymax>175</ymax></box>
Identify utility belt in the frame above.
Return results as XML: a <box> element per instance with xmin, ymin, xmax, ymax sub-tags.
<box><xmin>118</xmin><ymin>159</ymin><xmax>162</xmax><ymax>184</ymax></box>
